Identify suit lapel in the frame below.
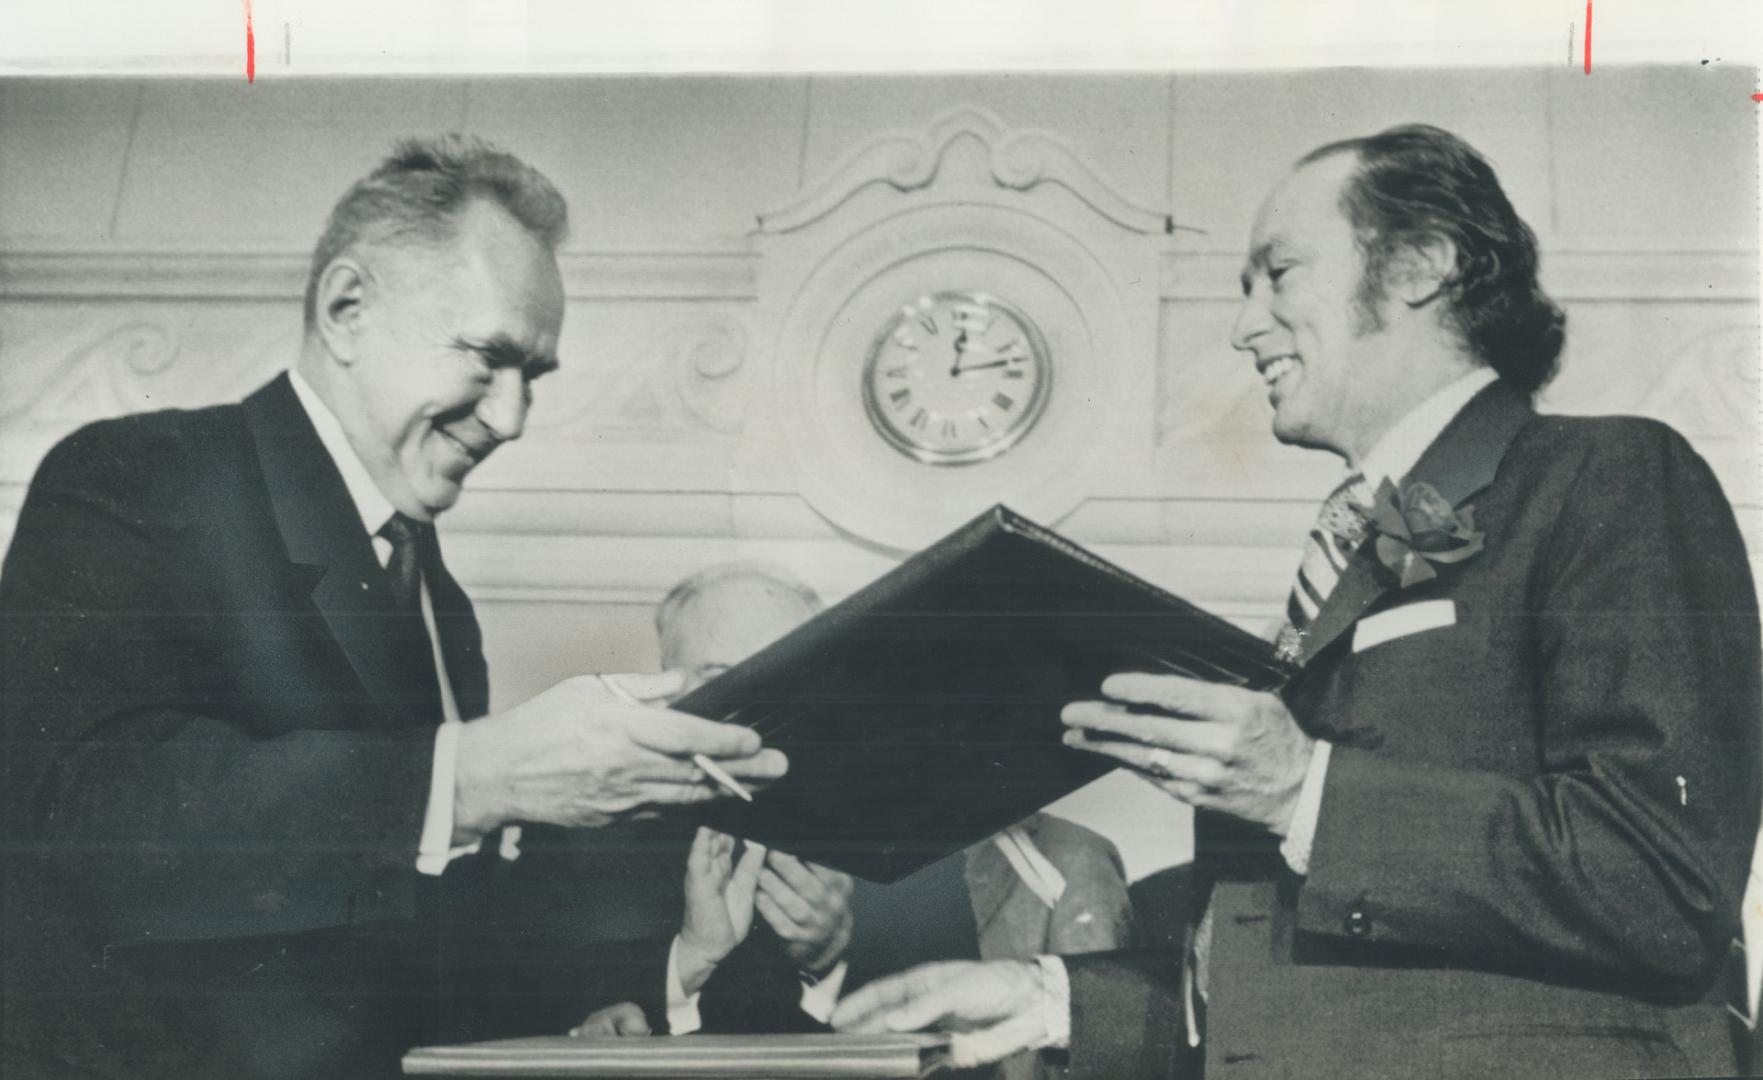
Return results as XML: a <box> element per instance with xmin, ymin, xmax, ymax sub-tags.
<box><xmin>243</xmin><ymin>373</ymin><xmax>425</xmax><ymax>725</ymax></box>
<box><xmin>1295</xmin><ymin>380</ymin><xmax>1535</xmax><ymax>666</ymax></box>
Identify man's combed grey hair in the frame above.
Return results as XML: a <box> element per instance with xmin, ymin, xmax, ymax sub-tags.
<box><xmin>655</xmin><ymin>561</ymin><xmax>825</xmax><ymax>640</ymax></box>
<box><xmin>302</xmin><ymin>133</ymin><xmax>569</xmax><ymax>330</ymax></box>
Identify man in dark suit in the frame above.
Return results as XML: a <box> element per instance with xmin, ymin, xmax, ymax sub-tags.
<box><xmin>834</xmin><ymin>124</ymin><xmax>1761</xmax><ymax>1080</ymax></box>
<box><xmin>0</xmin><ymin>136</ymin><xmax>801</xmax><ymax>1079</ymax></box>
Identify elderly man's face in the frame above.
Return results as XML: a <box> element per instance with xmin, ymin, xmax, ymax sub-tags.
<box><xmin>662</xmin><ymin>578</ymin><xmax>818</xmax><ymax>694</ymax></box>
<box><xmin>1230</xmin><ymin>153</ymin><xmax>1385</xmax><ymax>460</ymax></box>
<box><xmin>346</xmin><ymin>199</ymin><xmax>564</xmax><ymax>520</ymax></box>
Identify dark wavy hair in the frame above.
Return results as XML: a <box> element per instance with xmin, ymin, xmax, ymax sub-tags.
<box><xmin>1301</xmin><ymin>124</ymin><xmax>1565</xmax><ymax>393</ymax></box>
<box><xmin>303</xmin><ymin>134</ymin><xmax>568</xmax><ymax>332</ymax></box>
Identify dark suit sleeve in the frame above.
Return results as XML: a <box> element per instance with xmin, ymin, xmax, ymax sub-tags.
<box><xmin>1062</xmin><ymin>949</ymin><xmax>1196</xmax><ymax>1080</ymax></box>
<box><xmin>695</xmin><ymin>929</ymin><xmax>836</xmax><ymax>1034</ymax></box>
<box><xmin>426</xmin><ymin>924</ymin><xmax>677</xmax><ymax>1039</ymax></box>
<box><xmin>1295</xmin><ymin>422</ymin><xmax>1761</xmax><ymax>995</ymax></box>
<box><xmin>0</xmin><ymin>420</ymin><xmax>436</xmax><ymax>941</ymax></box>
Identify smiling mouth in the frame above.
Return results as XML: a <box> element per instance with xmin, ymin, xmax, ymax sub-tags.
<box><xmin>437</xmin><ymin>429</ymin><xmax>495</xmax><ymax>465</ymax></box>
<box><xmin>1259</xmin><ymin>355</ymin><xmax>1300</xmax><ymax>393</ymax></box>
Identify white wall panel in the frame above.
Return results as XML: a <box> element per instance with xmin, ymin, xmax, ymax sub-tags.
<box><xmin>1167</xmin><ymin>67</ymin><xmax>1556</xmax><ymax>252</ymax></box>
<box><xmin>112</xmin><ymin>79</ymin><xmax>470</xmax><ymax>247</ymax></box>
<box><xmin>463</xmin><ymin>77</ymin><xmax>808</xmax><ymax>249</ymax></box>
<box><xmin>0</xmin><ymin>80</ymin><xmax>141</xmax><ymax>244</ymax></box>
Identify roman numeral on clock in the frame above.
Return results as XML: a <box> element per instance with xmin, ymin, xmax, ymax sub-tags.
<box><xmin>890</xmin><ymin>388</ymin><xmax>911</xmax><ymax>408</ymax></box>
<box><xmin>909</xmin><ymin>408</ymin><xmax>928</xmax><ymax>430</ymax></box>
<box><xmin>992</xmin><ymin>392</ymin><xmax>1015</xmax><ymax>411</ymax></box>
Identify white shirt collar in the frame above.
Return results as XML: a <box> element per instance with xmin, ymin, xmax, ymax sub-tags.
<box><xmin>287</xmin><ymin>368</ymin><xmax>397</xmax><ymax>540</ymax></box>
<box><xmin>1353</xmin><ymin>366</ymin><xmax>1499</xmax><ymax>489</ymax></box>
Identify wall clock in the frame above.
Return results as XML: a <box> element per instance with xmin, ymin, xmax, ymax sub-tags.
<box><xmin>749</xmin><ymin>176</ymin><xmax>1159</xmax><ymax>551</ymax></box>
<box><xmin>861</xmin><ymin>290</ymin><xmax>1052</xmax><ymax>465</ymax></box>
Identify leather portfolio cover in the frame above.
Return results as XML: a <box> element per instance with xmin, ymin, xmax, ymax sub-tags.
<box><xmin>401</xmin><ymin>1033</ymin><xmax>951</xmax><ymax>1077</ymax></box>
<box><xmin>685</xmin><ymin>504</ymin><xmax>1295</xmax><ymax>884</ymax></box>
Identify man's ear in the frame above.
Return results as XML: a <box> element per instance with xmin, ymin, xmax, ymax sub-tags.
<box><xmin>313</xmin><ymin>257</ymin><xmax>370</xmax><ymax>364</ymax></box>
<box><xmin>1386</xmin><ymin>233</ymin><xmax>1457</xmax><ymax>308</ymax></box>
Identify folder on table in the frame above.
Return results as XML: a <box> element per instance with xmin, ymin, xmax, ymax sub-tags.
<box><xmin>402</xmin><ymin>1033</ymin><xmax>952</xmax><ymax>1077</ymax></box>
<box><xmin>682</xmin><ymin>505</ymin><xmax>1294</xmax><ymax>884</ymax></box>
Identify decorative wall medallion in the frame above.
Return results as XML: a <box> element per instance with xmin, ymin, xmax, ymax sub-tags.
<box><xmin>744</xmin><ymin>106</ymin><xmax>1180</xmax><ymax>551</ymax></box>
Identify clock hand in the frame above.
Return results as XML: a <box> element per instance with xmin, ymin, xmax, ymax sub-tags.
<box><xmin>949</xmin><ymin>330</ymin><xmax>968</xmax><ymax>378</ymax></box>
<box><xmin>953</xmin><ymin>359</ymin><xmax>1011</xmax><ymax>373</ymax></box>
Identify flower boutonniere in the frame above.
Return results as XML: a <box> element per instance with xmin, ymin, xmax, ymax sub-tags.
<box><xmin>1364</xmin><ymin>478</ymin><xmax>1484</xmax><ymax>588</ymax></box>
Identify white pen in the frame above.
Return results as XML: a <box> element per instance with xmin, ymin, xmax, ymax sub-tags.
<box><xmin>597</xmin><ymin>674</ymin><xmax>755</xmax><ymax>803</ymax></box>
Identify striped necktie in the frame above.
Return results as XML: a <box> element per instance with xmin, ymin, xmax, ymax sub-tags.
<box><xmin>1285</xmin><ymin>472</ymin><xmax>1369</xmax><ymax>633</ymax></box>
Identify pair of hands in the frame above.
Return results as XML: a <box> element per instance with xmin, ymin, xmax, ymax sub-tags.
<box><xmin>573</xmin><ymin>826</ymin><xmax>854</xmax><ymax>1037</ymax></box>
<box><xmin>452</xmin><ymin>670</ymin><xmax>787</xmax><ymax>843</ymax></box>
<box><xmin>674</xmin><ymin>826</ymin><xmax>854</xmax><ymax>995</ymax></box>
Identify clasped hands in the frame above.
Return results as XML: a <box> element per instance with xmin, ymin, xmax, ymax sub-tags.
<box><xmin>673</xmin><ymin>826</ymin><xmax>855</xmax><ymax>996</ymax></box>
<box><xmin>576</xmin><ymin>826</ymin><xmax>854</xmax><ymax>1036</ymax></box>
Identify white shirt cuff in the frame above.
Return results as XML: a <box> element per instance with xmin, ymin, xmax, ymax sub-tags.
<box><xmin>415</xmin><ymin>721</ymin><xmax>482</xmax><ymax>876</ymax></box>
<box><xmin>665</xmin><ymin>936</ymin><xmax>705</xmax><ymax>1035</ymax></box>
<box><xmin>1037</xmin><ymin>955</ymin><xmax>1071</xmax><ymax>1050</ymax></box>
<box><xmin>1279</xmin><ymin>740</ymin><xmax>1334</xmax><ymax>876</ymax></box>
<box><xmin>798</xmin><ymin>960</ymin><xmax>849</xmax><ymax>1024</ymax></box>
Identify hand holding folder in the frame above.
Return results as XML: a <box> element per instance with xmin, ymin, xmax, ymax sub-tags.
<box><xmin>674</xmin><ymin>505</ymin><xmax>1294</xmax><ymax>883</ymax></box>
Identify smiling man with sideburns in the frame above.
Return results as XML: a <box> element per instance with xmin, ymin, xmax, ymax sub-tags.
<box><xmin>833</xmin><ymin>124</ymin><xmax>1761</xmax><ymax>1080</ymax></box>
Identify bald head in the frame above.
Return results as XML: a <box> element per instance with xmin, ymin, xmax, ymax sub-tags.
<box><xmin>656</xmin><ymin>563</ymin><xmax>824</xmax><ymax>692</ymax></box>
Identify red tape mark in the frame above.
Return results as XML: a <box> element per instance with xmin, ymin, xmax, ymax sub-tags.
<box><xmin>1583</xmin><ymin>0</ymin><xmax>1592</xmax><ymax>74</ymax></box>
<box><xmin>245</xmin><ymin>0</ymin><xmax>255</xmax><ymax>83</ymax></box>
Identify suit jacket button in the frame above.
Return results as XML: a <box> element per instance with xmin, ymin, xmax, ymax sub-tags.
<box><xmin>1345</xmin><ymin>908</ymin><xmax>1372</xmax><ymax>937</ymax></box>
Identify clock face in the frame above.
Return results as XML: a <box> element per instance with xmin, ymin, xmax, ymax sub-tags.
<box><xmin>861</xmin><ymin>291</ymin><xmax>1052</xmax><ymax>465</ymax></box>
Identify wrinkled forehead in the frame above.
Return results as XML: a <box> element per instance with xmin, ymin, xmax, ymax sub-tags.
<box><xmin>375</xmin><ymin>200</ymin><xmax>563</xmax><ymax>318</ymax></box>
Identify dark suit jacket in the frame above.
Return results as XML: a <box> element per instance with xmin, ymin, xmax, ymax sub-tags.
<box><xmin>1061</xmin><ymin>381</ymin><xmax>1762</xmax><ymax>1080</ymax></box>
<box><xmin>0</xmin><ymin>375</ymin><xmax>705</xmax><ymax>1078</ymax></box>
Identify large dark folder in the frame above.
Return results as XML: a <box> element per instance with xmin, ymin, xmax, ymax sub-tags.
<box><xmin>684</xmin><ymin>505</ymin><xmax>1295</xmax><ymax>884</ymax></box>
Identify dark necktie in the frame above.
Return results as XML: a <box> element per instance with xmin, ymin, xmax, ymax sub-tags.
<box><xmin>379</xmin><ymin>512</ymin><xmax>426</xmax><ymax>614</ymax></box>
<box><xmin>377</xmin><ymin>512</ymin><xmax>442</xmax><ymax>728</ymax></box>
